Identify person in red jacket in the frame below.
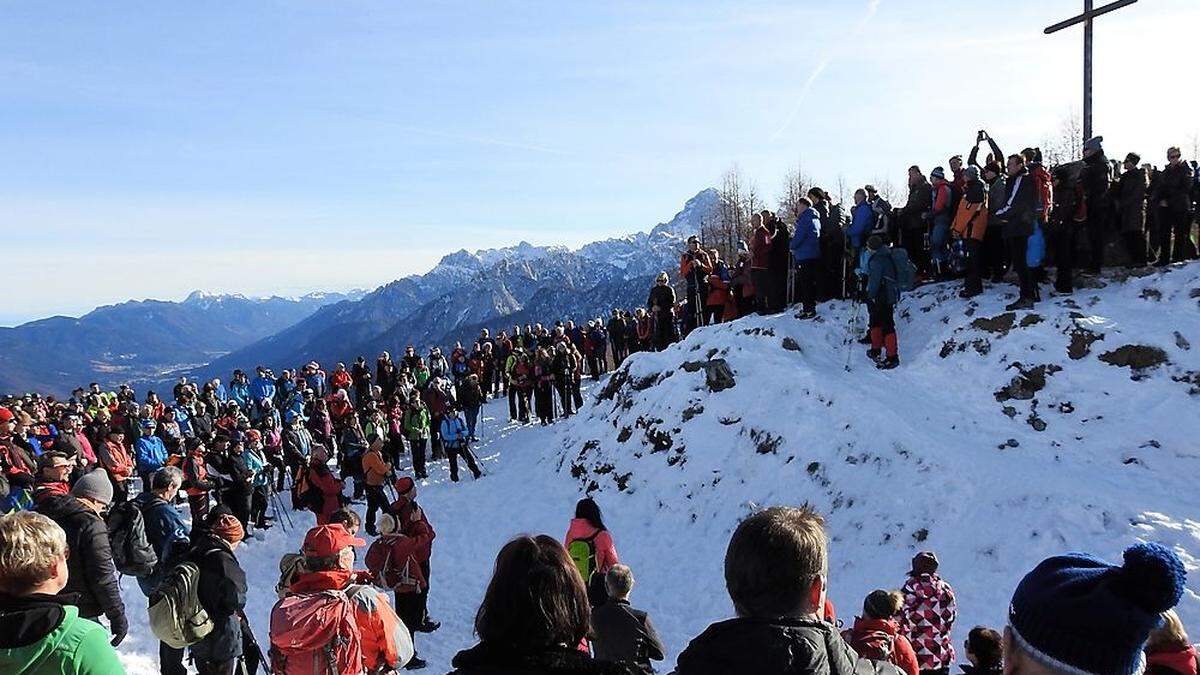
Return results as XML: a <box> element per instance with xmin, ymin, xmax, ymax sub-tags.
<box><xmin>388</xmin><ymin>476</ymin><xmax>439</xmax><ymax>635</ymax></box>
<box><xmin>182</xmin><ymin>437</ymin><xmax>215</xmax><ymax>523</ymax></box>
<box><xmin>305</xmin><ymin>446</ymin><xmax>345</xmax><ymax>525</ymax></box>
<box><xmin>97</xmin><ymin>425</ymin><xmax>134</xmax><ymax>503</ymax></box>
<box><xmin>369</xmin><ymin>512</ymin><xmax>435</xmax><ymax>670</ymax></box>
<box><xmin>704</xmin><ymin>249</ymin><xmax>734</xmax><ymax>325</ymax></box>
<box><xmin>565</xmin><ymin>497</ymin><xmax>619</xmax><ymax>607</ymax></box>
<box><xmin>749</xmin><ymin>212</ymin><xmax>773</xmax><ymax>314</ymax></box>
<box><xmin>1145</xmin><ymin>609</ymin><xmax>1197</xmax><ymax>675</ymax></box>
<box><xmin>842</xmin><ymin>589</ymin><xmax>919</xmax><ymax>675</ymax></box>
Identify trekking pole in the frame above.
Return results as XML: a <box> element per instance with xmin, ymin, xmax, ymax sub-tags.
<box><xmin>843</xmin><ymin>300</ymin><xmax>862</xmax><ymax>373</ymax></box>
<box><xmin>267</xmin><ymin>483</ymin><xmax>294</xmax><ymax>532</ymax></box>
<box><xmin>787</xmin><ymin>254</ymin><xmax>795</xmax><ymax>307</ymax></box>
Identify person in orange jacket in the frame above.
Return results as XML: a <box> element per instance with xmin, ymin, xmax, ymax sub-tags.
<box><xmin>182</xmin><ymin>437</ymin><xmax>215</xmax><ymax>523</ymax></box>
<box><xmin>361</xmin><ymin>434</ymin><xmax>392</xmax><ymax>536</ymax></box>
<box><xmin>97</xmin><ymin>424</ymin><xmax>134</xmax><ymax>503</ymax></box>
<box><xmin>271</xmin><ymin>523</ymin><xmax>414</xmax><ymax>673</ymax></box>
<box><xmin>679</xmin><ymin>236</ymin><xmax>712</xmax><ymax>334</ymax></box>
<box><xmin>952</xmin><ymin>165</ymin><xmax>990</xmax><ymax>298</ymax></box>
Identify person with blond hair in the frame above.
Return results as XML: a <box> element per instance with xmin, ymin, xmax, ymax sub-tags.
<box><xmin>0</xmin><ymin>511</ymin><xmax>126</xmax><ymax>673</ymax></box>
<box><xmin>1145</xmin><ymin>609</ymin><xmax>1197</xmax><ymax>675</ymax></box>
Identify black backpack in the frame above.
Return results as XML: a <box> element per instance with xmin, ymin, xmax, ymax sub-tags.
<box><xmin>108</xmin><ymin>499</ymin><xmax>158</xmax><ymax>577</ymax></box>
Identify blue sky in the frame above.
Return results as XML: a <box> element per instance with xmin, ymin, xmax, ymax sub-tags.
<box><xmin>3</xmin><ymin>0</ymin><xmax>1198</xmax><ymax>324</ymax></box>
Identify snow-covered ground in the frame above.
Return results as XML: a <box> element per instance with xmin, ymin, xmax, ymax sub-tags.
<box><xmin>116</xmin><ymin>262</ymin><xmax>1200</xmax><ymax>674</ymax></box>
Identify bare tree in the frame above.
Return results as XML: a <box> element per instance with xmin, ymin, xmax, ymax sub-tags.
<box><xmin>871</xmin><ymin>177</ymin><xmax>898</xmax><ymax>204</ymax></box>
<box><xmin>1190</xmin><ymin>131</ymin><xmax>1199</xmax><ymax>163</ymax></box>
<box><xmin>778</xmin><ymin>159</ymin><xmax>812</xmax><ymax>223</ymax></box>
<box><xmin>1042</xmin><ymin>108</ymin><xmax>1084</xmax><ymax>168</ymax></box>
<box><xmin>834</xmin><ymin>174</ymin><xmax>851</xmax><ymax>207</ymax></box>
<box><xmin>704</xmin><ymin>165</ymin><xmax>754</xmax><ymax>262</ymax></box>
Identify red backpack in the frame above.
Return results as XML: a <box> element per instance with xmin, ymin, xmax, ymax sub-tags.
<box><xmin>843</xmin><ymin>625</ymin><xmax>897</xmax><ymax>662</ymax></box>
<box><xmin>269</xmin><ymin>589</ymin><xmax>363</xmax><ymax>675</ymax></box>
<box><xmin>364</xmin><ymin>535</ymin><xmax>425</xmax><ymax>594</ymax></box>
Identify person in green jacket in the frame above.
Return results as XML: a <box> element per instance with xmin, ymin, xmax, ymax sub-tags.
<box><xmin>0</xmin><ymin>510</ymin><xmax>126</xmax><ymax>674</ymax></box>
<box><xmin>403</xmin><ymin>392</ymin><xmax>431</xmax><ymax>479</ymax></box>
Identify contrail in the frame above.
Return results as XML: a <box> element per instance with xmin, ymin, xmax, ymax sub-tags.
<box><xmin>770</xmin><ymin>0</ymin><xmax>883</xmax><ymax>142</ymax></box>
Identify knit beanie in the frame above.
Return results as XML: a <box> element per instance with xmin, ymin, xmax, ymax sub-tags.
<box><xmin>931</xmin><ymin>167</ymin><xmax>946</xmax><ymax>180</ymax></box>
<box><xmin>1125</xmin><ymin>152</ymin><xmax>1141</xmax><ymax>166</ymax></box>
<box><xmin>910</xmin><ymin>551</ymin><xmax>939</xmax><ymax>576</ymax></box>
<box><xmin>379</xmin><ymin>513</ymin><xmax>399</xmax><ymax>536</ymax></box>
<box><xmin>1083</xmin><ymin>135</ymin><xmax>1104</xmax><ymax>154</ymax></box>
<box><xmin>71</xmin><ymin>470</ymin><xmax>114</xmax><ymax>505</ymax></box>
<box><xmin>211</xmin><ymin>513</ymin><xmax>246</xmax><ymax>545</ymax></box>
<box><xmin>1008</xmin><ymin>542</ymin><xmax>1186</xmax><ymax>675</ymax></box>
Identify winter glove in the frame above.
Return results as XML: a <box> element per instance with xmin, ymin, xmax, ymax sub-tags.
<box><xmin>109</xmin><ymin>613</ymin><xmax>129</xmax><ymax>647</ymax></box>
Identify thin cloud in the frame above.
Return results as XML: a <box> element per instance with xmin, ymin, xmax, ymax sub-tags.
<box><xmin>770</xmin><ymin>0</ymin><xmax>883</xmax><ymax>142</ymax></box>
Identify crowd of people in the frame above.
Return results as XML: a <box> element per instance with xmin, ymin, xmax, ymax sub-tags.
<box><xmin>661</xmin><ymin>133</ymin><xmax>1200</xmax><ymax>369</ymax></box>
<box><xmin>0</xmin><ymin>132</ymin><xmax>1197</xmax><ymax>674</ymax></box>
<box><xmin>5</xmin><ymin>485</ymin><xmax>1192</xmax><ymax>675</ymax></box>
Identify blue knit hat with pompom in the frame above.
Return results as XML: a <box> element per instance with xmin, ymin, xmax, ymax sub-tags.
<box><xmin>1008</xmin><ymin>542</ymin><xmax>1186</xmax><ymax>675</ymax></box>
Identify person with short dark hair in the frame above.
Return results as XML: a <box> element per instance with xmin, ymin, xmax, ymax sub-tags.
<box><xmin>591</xmin><ymin>564</ymin><xmax>665</xmax><ymax>675</ymax></box>
<box><xmin>449</xmin><ymin>535</ymin><xmax>635</xmax><ymax>675</ymax></box>
<box><xmin>1117</xmin><ymin>152</ymin><xmax>1148</xmax><ymax>268</ymax></box>
<box><xmin>1003</xmin><ymin>543</ymin><xmax>1186</xmax><ymax>675</ymax></box>
<box><xmin>994</xmin><ymin>153</ymin><xmax>1038</xmax><ymax>311</ymax></box>
<box><xmin>961</xmin><ymin>626</ymin><xmax>1002</xmax><ymax>675</ymax></box>
<box><xmin>1151</xmin><ymin>146</ymin><xmax>1196</xmax><ymax>265</ymax></box>
<box><xmin>673</xmin><ymin>505</ymin><xmax>862</xmax><ymax>675</ymax></box>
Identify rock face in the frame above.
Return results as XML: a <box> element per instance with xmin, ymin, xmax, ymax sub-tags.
<box><xmin>1099</xmin><ymin>345</ymin><xmax>1169</xmax><ymax>371</ymax></box>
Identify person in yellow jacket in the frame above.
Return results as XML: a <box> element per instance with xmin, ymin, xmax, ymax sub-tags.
<box><xmin>361</xmin><ymin>434</ymin><xmax>392</xmax><ymax>536</ymax></box>
<box><xmin>952</xmin><ymin>165</ymin><xmax>990</xmax><ymax>298</ymax></box>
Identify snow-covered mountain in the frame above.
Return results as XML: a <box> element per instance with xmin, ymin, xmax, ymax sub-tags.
<box><xmin>111</xmin><ymin>261</ymin><xmax>1200</xmax><ymax>675</ymax></box>
<box><xmin>183</xmin><ymin>188</ymin><xmax>720</xmax><ymax>382</ymax></box>
<box><xmin>0</xmin><ymin>292</ymin><xmax>355</xmax><ymax>396</ymax></box>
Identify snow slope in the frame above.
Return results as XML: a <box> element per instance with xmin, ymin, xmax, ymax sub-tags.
<box><xmin>115</xmin><ymin>262</ymin><xmax>1200</xmax><ymax>674</ymax></box>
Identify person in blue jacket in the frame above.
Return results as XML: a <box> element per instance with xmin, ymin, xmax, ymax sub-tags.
<box><xmin>228</xmin><ymin>371</ymin><xmax>251</xmax><ymax>410</ymax></box>
<box><xmin>865</xmin><ymin>236</ymin><xmax>901</xmax><ymax>370</ymax></box>
<box><xmin>134</xmin><ymin>418</ymin><xmax>168</xmax><ymax>489</ymax></box>
<box><xmin>133</xmin><ymin>466</ymin><xmax>191</xmax><ymax>674</ymax></box>
<box><xmin>847</xmin><ymin>189</ymin><xmax>874</xmax><ymax>294</ymax></box>
<box><xmin>789</xmin><ymin>197</ymin><xmax>822</xmax><ymax>319</ymax></box>
<box><xmin>439</xmin><ymin>407</ymin><xmax>482</xmax><ymax>483</ymax></box>
<box><xmin>249</xmin><ymin>367</ymin><xmax>275</xmax><ymax>406</ymax></box>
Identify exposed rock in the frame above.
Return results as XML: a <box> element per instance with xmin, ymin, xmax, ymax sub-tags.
<box><xmin>1139</xmin><ymin>288</ymin><xmax>1163</xmax><ymax>301</ymax></box>
<box><xmin>681</xmin><ymin>404</ymin><xmax>704</xmax><ymax>422</ymax></box>
<box><xmin>940</xmin><ymin>340</ymin><xmax>957</xmax><ymax>358</ymax></box>
<box><xmin>616</xmin><ymin>426</ymin><xmax>633</xmax><ymax>443</ymax></box>
<box><xmin>1174</xmin><ymin>331</ymin><xmax>1191</xmax><ymax>351</ymax></box>
<box><xmin>1098</xmin><ymin>345</ymin><xmax>1168</xmax><ymax>371</ymax></box>
<box><xmin>782</xmin><ymin>337</ymin><xmax>802</xmax><ymax>352</ymax></box>
<box><xmin>1027</xmin><ymin>414</ymin><xmax>1047</xmax><ymax>432</ymax></box>
<box><xmin>718</xmin><ymin>416</ymin><xmax>741</xmax><ymax>425</ymax></box>
<box><xmin>1067</xmin><ymin>327</ymin><xmax>1103</xmax><ymax>360</ymax></box>
<box><xmin>680</xmin><ymin>358</ymin><xmax>736</xmax><ymax>392</ymax></box>
<box><xmin>750</xmin><ymin>429</ymin><xmax>782</xmax><ymax>455</ymax></box>
<box><xmin>972</xmin><ymin>312</ymin><xmax>1016</xmax><ymax>335</ymax></box>
<box><xmin>1019</xmin><ymin>314</ymin><xmax>1044</xmax><ymax>328</ymax></box>
<box><xmin>995</xmin><ymin>363</ymin><xmax>1062</xmax><ymax>402</ymax></box>
<box><xmin>1002</xmin><ymin>406</ymin><xmax>1018</xmax><ymax>419</ymax></box>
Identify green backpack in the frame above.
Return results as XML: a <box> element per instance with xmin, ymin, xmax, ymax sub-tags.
<box><xmin>567</xmin><ymin>533</ymin><xmax>608</xmax><ymax>605</ymax></box>
<box><xmin>148</xmin><ymin>561</ymin><xmax>214</xmax><ymax>649</ymax></box>
<box><xmin>567</xmin><ymin>534</ymin><xmax>598</xmax><ymax>583</ymax></box>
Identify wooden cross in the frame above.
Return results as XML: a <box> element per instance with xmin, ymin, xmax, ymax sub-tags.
<box><xmin>1044</xmin><ymin>0</ymin><xmax>1138</xmax><ymax>143</ymax></box>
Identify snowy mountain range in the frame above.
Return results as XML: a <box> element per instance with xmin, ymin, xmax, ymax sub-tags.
<box><xmin>175</xmin><ymin>187</ymin><xmax>719</xmax><ymax>385</ymax></box>
<box><xmin>0</xmin><ymin>291</ymin><xmax>361</xmax><ymax>396</ymax></box>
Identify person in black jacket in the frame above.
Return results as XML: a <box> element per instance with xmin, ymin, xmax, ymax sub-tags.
<box><xmin>900</xmin><ymin>166</ymin><xmax>933</xmax><ymax>278</ymax></box>
<box><xmin>34</xmin><ymin>470</ymin><xmax>127</xmax><ymax>647</ymax></box>
<box><xmin>1080</xmin><ymin>137</ymin><xmax>1112</xmax><ymax>274</ymax></box>
<box><xmin>591</xmin><ymin>565</ymin><xmax>665</xmax><ymax>675</ymax></box>
<box><xmin>647</xmin><ymin>273</ymin><xmax>676</xmax><ymax>352</ymax></box>
<box><xmin>1151</xmin><ymin>146</ymin><xmax>1197</xmax><ymax>265</ymax></box>
<box><xmin>1116</xmin><ymin>153</ymin><xmax>1148</xmax><ymax>268</ymax></box>
<box><xmin>994</xmin><ymin>154</ymin><xmax>1039</xmax><ymax>311</ymax></box>
<box><xmin>766</xmin><ymin>211</ymin><xmax>792</xmax><ymax>313</ymax></box>
<box><xmin>450</xmin><ymin>535</ymin><xmax>635</xmax><ymax>675</ymax></box>
<box><xmin>190</xmin><ymin>508</ymin><xmax>250</xmax><ymax>675</ymax></box>
<box><xmin>673</xmin><ymin>506</ymin><xmax>863</xmax><ymax>675</ymax></box>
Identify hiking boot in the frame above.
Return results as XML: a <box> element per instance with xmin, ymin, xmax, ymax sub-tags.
<box><xmin>958</xmin><ymin>289</ymin><xmax>981</xmax><ymax>299</ymax></box>
<box><xmin>857</xmin><ymin>334</ymin><xmax>872</xmax><ymax>345</ymax></box>
<box><xmin>876</xmin><ymin>355</ymin><xmax>900</xmax><ymax>370</ymax></box>
<box><xmin>1005</xmin><ymin>298</ymin><xmax>1035</xmax><ymax>311</ymax></box>
<box><xmin>866</xmin><ymin>348</ymin><xmax>881</xmax><ymax>361</ymax></box>
<box><xmin>404</xmin><ymin>656</ymin><xmax>428</xmax><ymax>670</ymax></box>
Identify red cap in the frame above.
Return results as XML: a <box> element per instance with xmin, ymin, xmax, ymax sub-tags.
<box><xmin>243</xmin><ymin>429</ymin><xmax>262</xmax><ymax>443</ymax></box>
<box><xmin>394</xmin><ymin>476</ymin><xmax>415</xmax><ymax>496</ymax></box>
<box><xmin>302</xmin><ymin>524</ymin><xmax>365</xmax><ymax>557</ymax></box>
<box><xmin>0</xmin><ymin>408</ymin><xmax>13</xmax><ymax>423</ymax></box>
